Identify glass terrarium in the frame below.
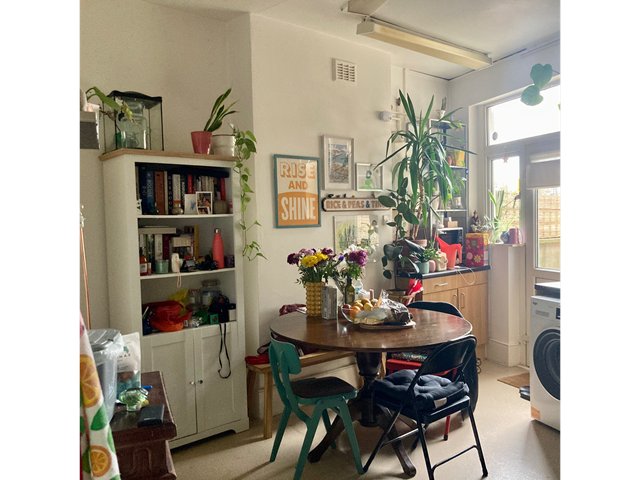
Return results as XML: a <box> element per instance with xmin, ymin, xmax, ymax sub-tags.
<box><xmin>103</xmin><ymin>91</ymin><xmax>164</xmax><ymax>153</ymax></box>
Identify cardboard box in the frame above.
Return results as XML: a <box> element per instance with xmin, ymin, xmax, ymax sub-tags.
<box><xmin>465</xmin><ymin>233</ymin><xmax>489</xmax><ymax>267</ymax></box>
<box><xmin>444</xmin><ymin>220</ymin><xmax>458</xmax><ymax>228</ymax></box>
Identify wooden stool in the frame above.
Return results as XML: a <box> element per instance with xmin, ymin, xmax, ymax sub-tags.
<box><xmin>246</xmin><ymin>350</ymin><xmax>357</xmax><ymax>439</ymax></box>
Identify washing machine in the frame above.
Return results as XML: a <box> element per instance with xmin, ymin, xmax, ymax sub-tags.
<box><xmin>530</xmin><ymin>295</ymin><xmax>560</xmax><ymax>431</ymax></box>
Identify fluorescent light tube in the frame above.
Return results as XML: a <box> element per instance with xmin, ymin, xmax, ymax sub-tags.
<box><xmin>357</xmin><ymin>20</ymin><xmax>492</xmax><ymax>70</ymax></box>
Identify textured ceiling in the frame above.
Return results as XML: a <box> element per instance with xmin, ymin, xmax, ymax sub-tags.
<box><xmin>141</xmin><ymin>0</ymin><xmax>560</xmax><ymax>79</ymax></box>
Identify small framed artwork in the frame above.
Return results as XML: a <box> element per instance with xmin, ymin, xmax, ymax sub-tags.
<box><xmin>196</xmin><ymin>191</ymin><xmax>212</xmax><ymax>215</ymax></box>
<box><xmin>356</xmin><ymin>163</ymin><xmax>383</xmax><ymax>191</ymax></box>
<box><xmin>274</xmin><ymin>154</ymin><xmax>321</xmax><ymax>228</ymax></box>
<box><xmin>323</xmin><ymin>135</ymin><xmax>353</xmax><ymax>190</ymax></box>
<box><xmin>184</xmin><ymin>194</ymin><xmax>198</xmax><ymax>215</ymax></box>
<box><xmin>334</xmin><ymin>213</ymin><xmax>380</xmax><ymax>256</ymax></box>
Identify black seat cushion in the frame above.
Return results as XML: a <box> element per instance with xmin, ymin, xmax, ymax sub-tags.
<box><xmin>291</xmin><ymin>376</ymin><xmax>356</xmax><ymax>399</ymax></box>
<box><xmin>373</xmin><ymin>369</ymin><xmax>468</xmax><ymax>412</ymax></box>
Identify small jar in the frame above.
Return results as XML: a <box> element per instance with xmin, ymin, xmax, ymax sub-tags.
<box><xmin>187</xmin><ymin>289</ymin><xmax>202</xmax><ymax>311</ymax></box>
<box><xmin>201</xmin><ymin>279</ymin><xmax>221</xmax><ymax>308</ymax></box>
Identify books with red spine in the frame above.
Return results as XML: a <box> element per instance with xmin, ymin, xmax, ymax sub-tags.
<box><xmin>220</xmin><ymin>177</ymin><xmax>226</xmax><ymax>201</ymax></box>
<box><xmin>154</xmin><ymin>171</ymin><xmax>165</xmax><ymax>215</ymax></box>
<box><xmin>187</xmin><ymin>174</ymin><xmax>194</xmax><ymax>194</ymax></box>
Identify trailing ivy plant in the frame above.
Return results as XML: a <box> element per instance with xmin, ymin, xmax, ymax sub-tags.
<box><xmin>231</xmin><ymin>124</ymin><xmax>265</xmax><ymax>261</ymax></box>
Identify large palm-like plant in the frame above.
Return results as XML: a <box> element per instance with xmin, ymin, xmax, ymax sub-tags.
<box><xmin>377</xmin><ymin>91</ymin><xmax>473</xmax><ymax>280</ymax></box>
<box><xmin>376</xmin><ymin>91</ymin><xmax>472</xmax><ymax>241</ymax></box>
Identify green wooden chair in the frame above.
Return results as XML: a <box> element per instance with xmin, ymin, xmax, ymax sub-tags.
<box><xmin>269</xmin><ymin>336</ymin><xmax>363</xmax><ymax>480</ymax></box>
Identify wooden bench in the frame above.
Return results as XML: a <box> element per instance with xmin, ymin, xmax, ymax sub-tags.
<box><xmin>246</xmin><ymin>350</ymin><xmax>358</xmax><ymax>439</ymax></box>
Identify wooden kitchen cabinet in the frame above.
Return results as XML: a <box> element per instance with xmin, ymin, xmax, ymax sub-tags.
<box><xmin>420</xmin><ymin>270</ymin><xmax>489</xmax><ymax>358</ymax></box>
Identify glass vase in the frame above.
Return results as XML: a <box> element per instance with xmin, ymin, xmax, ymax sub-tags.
<box><xmin>305</xmin><ymin>282</ymin><xmax>325</xmax><ymax>316</ymax></box>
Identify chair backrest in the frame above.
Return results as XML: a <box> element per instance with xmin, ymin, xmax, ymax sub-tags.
<box><xmin>410</xmin><ymin>336</ymin><xmax>477</xmax><ymax>390</ymax></box>
<box><xmin>406</xmin><ymin>301</ymin><xmax>463</xmax><ymax>318</ymax></box>
<box><xmin>269</xmin><ymin>336</ymin><xmax>308</xmax><ymax>420</ymax></box>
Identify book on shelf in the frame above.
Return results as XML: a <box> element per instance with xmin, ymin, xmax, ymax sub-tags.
<box><xmin>135</xmin><ymin>164</ymin><xmax>228</xmax><ymax>216</ymax></box>
<box><xmin>154</xmin><ymin>234</ymin><xmax>164</xmax><ymax>262</ymax></box>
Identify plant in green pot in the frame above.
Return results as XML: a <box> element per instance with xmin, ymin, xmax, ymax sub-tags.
<box><xmin>192</xmin><ymin>88</ymin><xmax>237</xmax><ymax>154</ymax></box>
<box><xmin>377</xmin><ymin>90</ymin><xmax>474</xmax><ymax>281</ymax></box>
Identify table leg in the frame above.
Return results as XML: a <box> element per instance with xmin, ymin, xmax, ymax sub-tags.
<box><xmin>308</xmin><ymin>352</ymin><xmax>416</xmax><ymax>477</ymax></box>
<box><xmin>263</xmin><ymin>371</ymin><xmax>273</xmax><ymax>439</ymax></box>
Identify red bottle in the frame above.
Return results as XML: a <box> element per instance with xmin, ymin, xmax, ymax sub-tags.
<box><xmin>140</xmin><ymin>248</ymin><xmax>148</xmax><ymax>276</ymax></box>
<box><xmin>212</xmin><ymin>228</ymin><xmax>225</xmax><ymax>270</ymax></box>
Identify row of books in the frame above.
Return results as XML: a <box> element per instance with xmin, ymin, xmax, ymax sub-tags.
<box><xmin>136</xmin><ymin>165</ymin><xmax>227</xmax><ymax>215</ymax></box>
<box><xmin>139</xmin><ymin>226</ymin><xmax>201</xmax><ymax>265</ymax></box>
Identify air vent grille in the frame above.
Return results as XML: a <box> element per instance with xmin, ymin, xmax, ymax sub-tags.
<box><xmin>334</xmin><ymin>59</ymin><xmax>356</xmax><ymax>85</ymax></box>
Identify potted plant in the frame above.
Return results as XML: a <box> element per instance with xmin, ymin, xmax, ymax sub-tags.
<box><xmin>192</xmin><ymin>88</ymin><xmax>237</xmax><ymax>154</ymax></box>
<box><xmin>407</xmin><ymin>240</ymin><xmax>439</xmax><ymax>274</ymax></box>
<box><xmin>485</xmin><ymin>189</ymin><xmax>514</xmax><ymax>244</ymax></box>
<box><xmin>377</xmin><ymin>90</ymin><xmax>473</xmax><ymax>280</ymax></box>
<box><xmin>450</xmin><ymin>170</ymin><xmax>466</xmax><ymax>209</ymax></box>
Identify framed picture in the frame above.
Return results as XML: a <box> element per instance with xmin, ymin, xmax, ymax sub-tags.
<box><xmin>184</xmin><ymin>194</ymin><xmax>198</xmax><ymax>215</ymax></box>
<box><xmin>334</xmin><ymin>214</ymin><xmax>380</xmax><ymax>256</ymax></box>
<box><xmin>196</xmin><ymin>191</ymin><xmax>212</xmax><ymax>215</ymax></box>
<box><xmin>356</xmin><ymin>163</ymin><xmax>383</xmax><ymax>191</ymax></box>
<box><xmin>323</xmin><ymin>135</ymin><xmax>353</xmax><ymax>190</ymax></box>
<box><xmin>274</xmin><ymin>154</ymin><xmax>321</xmax><ymax>228</ymax></box>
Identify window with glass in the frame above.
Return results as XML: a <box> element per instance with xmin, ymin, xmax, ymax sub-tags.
<box><xmin>536</xmin><ymin>187</ymin><xmax>560</xmax><ymax>270</ymax></box>
<box><xmin>487</xmin><ymin>85</ymin><xmax>560</xmax><ymax>146</ymax></box>
<box><xmin>490</xmin><ymin>155</ymin><xmax>520</xmax><ymax>229</ymax></box>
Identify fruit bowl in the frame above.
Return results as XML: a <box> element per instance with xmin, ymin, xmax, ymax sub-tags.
<box><xmin>340</xmin><ymin>305</ymin><xmax>355</xmax><ymax>323</ymax></box>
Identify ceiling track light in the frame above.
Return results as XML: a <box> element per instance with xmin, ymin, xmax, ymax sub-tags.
<box><xmin>356</xmin><ymin>19</ymin><xmax>492</xmax><ymax>70</ymax></box>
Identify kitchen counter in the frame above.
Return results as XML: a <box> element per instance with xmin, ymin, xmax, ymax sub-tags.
<box><xmin>535</xmin><ymin>281</ymin><xmax>560</xmax><ymax>299</ymax></box>
<box><xmin>398</xmin><ymin>264</ymin><xmax>491</xmax><ymax>280</ymax></box>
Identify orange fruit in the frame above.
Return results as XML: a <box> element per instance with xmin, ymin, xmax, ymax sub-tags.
<box><xmin>350</xmin><ymin>306</ymin><xmax>360</xmax><ymax>319</ymax></box>
<box><xmin>80</xmin><ymin>354</ymin><xmax>101</xmax><ymax>408</ymax></box>
<box><xmin>90</xmin><ymin>445</ymin><xmax>112</xmax><ymax>477</ymax></box>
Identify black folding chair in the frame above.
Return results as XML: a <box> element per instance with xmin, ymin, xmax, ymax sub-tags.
<box><xmin>364</xmin><ymin>335</ymin><xmax>488</xmax><ymax>480</ymax></box>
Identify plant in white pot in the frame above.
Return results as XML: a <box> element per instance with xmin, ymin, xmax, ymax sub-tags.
<box><xmin>191</xmin><ymin>88</ymin><xmax>237</xmax><ymax>154</ymax></box>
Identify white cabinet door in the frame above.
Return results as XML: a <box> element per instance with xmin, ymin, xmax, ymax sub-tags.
<box><xmin>194</xmin><ymin>323</ymin><xmax>246</xmax><ymax>433</ymax></box>
<box><xmin>142</xmin><ymin>330</ymin><xmax>197</xmax><ymax>440</ymax></box>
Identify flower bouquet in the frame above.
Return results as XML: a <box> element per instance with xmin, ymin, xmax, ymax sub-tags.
<box><xmin>331</xmin><ymin>245</ymin><xmax>368</xmax><ymax>304</ymax></box>
<box><xmin>287</xmin><ymin>248</ymin><xmax>339</xmax><ymax>315</ymax></box>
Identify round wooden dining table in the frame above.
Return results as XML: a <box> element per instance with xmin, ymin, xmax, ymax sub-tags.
<box><xmin>270</xmin><ymin>309</ymin><xmax>472</xmax><ymax>477</ymax></box>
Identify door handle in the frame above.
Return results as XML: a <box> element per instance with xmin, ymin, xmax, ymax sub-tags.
<box><xmin>452</xmin><ymin>294</ymin><xmax>458</xmax><ymax>307</ymax></box>
<box><xmin>461</xmin><ymin>292</ymin><xmax>466</xmax><ymax>309</ymax></box>
<box><xmin>198</xmin><ymin>380</ymin><xmax>204</xmax><ymax>384</ymax></box>
<box><xmin>189</xmin><ymin>381</ymin><xmax>195</xmax><ymax>386</ymax></box>
<box><xmin>435</xmin><ymin>283</ymin><xmax>448</xmax><ymax>288</ymax></box>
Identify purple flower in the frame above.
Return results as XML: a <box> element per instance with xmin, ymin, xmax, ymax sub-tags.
<box><xmin>287</xmin><ymin>253</ymin><xmax>299</xmax><ymax>265</ymax></box>
<box><xmin>298</xmin><ymin>248</ymin><xmax>313</xmax><ymax>257</ymax></box>
<box><xmin>338</xmin><ymin>254</ymin><xmax>344</xmax><ymax>262</ymax></box>
<box><xmin>348</xmin><ymin>249</ymin><xmax>368</xmax><ymax>267</ymax></box>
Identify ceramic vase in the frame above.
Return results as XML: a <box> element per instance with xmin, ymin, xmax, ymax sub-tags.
<box><xmin>417</xmin><ymin>262</ymin><xmax>430</xmax><ymax>274</ymax></box>
<box><xmin>305</xmin><ymin>282</ymin><xmax>324</xmax><ymax>316</ymax></box>
<box><xmin>191</xmin><ymin>131</ymin><xmax>212</xmax><ymax>154</ymax></box>
<box><xmin>211</xmin><ymin>134</ymin><xmax>236</xmax><ymax>156</ymax></box>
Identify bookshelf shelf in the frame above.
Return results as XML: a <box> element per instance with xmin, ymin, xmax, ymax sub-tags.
<box><xmin>102</xmin><ymin>151</ymin><xmax>248</xmax><ymax>446</ymax></box>
<box><xmin>140</xmin><ymin>268</ymin><xmax>236</xmax><ymax>281</ymax></box>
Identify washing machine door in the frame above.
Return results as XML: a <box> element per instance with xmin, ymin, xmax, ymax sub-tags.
<box><xmin>533</xmin><ymin>328</ymin><xmax>560</xmax><ymax>400</ymax></box>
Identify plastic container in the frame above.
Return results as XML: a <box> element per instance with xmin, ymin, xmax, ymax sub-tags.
<box><xmin>88</xmin><ymin>328</ymin><xmax>124</xmax><ymax>421</ymax></box>
<box><xmin>201</xmin><ymin>279</ymin><xmax>221</xmax><ymax>308</ymax></box>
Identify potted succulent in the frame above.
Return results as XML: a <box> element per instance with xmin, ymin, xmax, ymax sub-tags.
<box><xmin>192</xmin><ymin>88</ymin><xmax>237</xmax><ymax>154</ymax></box>
<box><xmin>378</xmin><ymin>90</ymin><xmax>473</xmax><ymax>280</ymax></box>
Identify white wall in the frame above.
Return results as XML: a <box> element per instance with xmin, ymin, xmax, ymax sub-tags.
<box><xmin>248</xmin><ymin>15</ymin><xmax>395</xmax><ymax>351</ymax></box>
<box><xmin>80</xmin><ymin>0</ymin><xmax>231</xmax><ymax>328</ymax></box>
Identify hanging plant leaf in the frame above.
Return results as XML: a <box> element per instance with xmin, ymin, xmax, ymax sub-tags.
<box><xmin>521</xmin><ymin>85</ymin><xmax>544</xmax><ymax>106</ymax></box>
<box><xmin>378</xmin><ymin>195</ymin><xmax>397</xmax><ymax>208</ymax></box>
<box><xmin>530</xmin><ymin>63</ymin><xmax>553</xmax><ymax>89</ymax></box>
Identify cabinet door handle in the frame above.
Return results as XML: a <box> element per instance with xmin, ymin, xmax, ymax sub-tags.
<box><xmin>452</xmin><ymin>294</ymin><xmax>458</xmax><ymax>307</ymax></box>
<box><xmin>198</xmin><ymin>380</ymin><xmax>204</xmax><ymax>384</ymax></box>
<box><xmin>189</xmin><ymin>381</ymin><xmax>195</xmax><ymax>386</ymax></box>
<box><xmin>435</xmin><ymin>283</ymin><xmax>448</xmax><ymax>287</ymax></box>
<box><xmin>461</xmin><ymin>292</ymin><xmax>466</xmax><ymax>309</ymax></box>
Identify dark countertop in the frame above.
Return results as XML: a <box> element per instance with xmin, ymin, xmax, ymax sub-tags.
<box><xmin>535</xmin><ymin>281</ymin><xmax>560</xmax><ymax>299</ymax></box>
<box><xmin>397</xmin><ymin>264</ymin><xmax>491</xmax><ymax>280</ymax></box>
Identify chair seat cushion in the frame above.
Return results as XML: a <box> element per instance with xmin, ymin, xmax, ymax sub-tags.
<box><xmin>291</xmin><ymin>376</ymin><xmax>356</xmax><ymax>399</ymax></box>
<box><xmin>373</xmin><ymin>370</ymin><xmax>468</xmax><ymax>412</ymax></box>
